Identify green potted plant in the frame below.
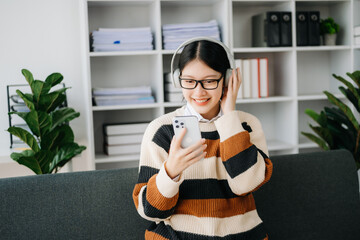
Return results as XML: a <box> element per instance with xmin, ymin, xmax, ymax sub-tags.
<box><xmin>320</xmin><ymin>17</ymin><xmax>340</xmax><ymax>45</ymax></box>
<box><xmin>7</xmin><ymin>69</ymin><xmax>86</xmax><ymax>174</ymax></box>
<box><xmin>301</xmin><ymin>70</ymin><xmax>360</xmax><ymax>169</ymax></box>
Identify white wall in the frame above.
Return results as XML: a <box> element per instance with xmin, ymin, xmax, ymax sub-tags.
<box><xmin>0</xmin><ymin>0</ymin><xmax>93</xmax><ymax>177</ymax></box>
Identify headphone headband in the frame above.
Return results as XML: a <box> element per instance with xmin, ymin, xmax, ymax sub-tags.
<box><xmin>170</xmin><ymin>37</ymin><xmax>235</xmax><ymax>87</ymax></box>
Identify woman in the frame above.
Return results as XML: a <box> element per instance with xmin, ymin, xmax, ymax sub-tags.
<box><xmin>133</xmin><ymin>38</ymin><xmax>273</xmax><ymax>239</ymax></box>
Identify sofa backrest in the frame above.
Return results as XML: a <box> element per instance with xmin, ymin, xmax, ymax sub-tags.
<box><xmin>254</xmin><ymin>149</ymin><xmax>360</xmax><ymax>240</ymax></box>
<box><xmin>0</xmin><ymin>149</ymin><xmax>359</xmax><ymax>240</ymax></box>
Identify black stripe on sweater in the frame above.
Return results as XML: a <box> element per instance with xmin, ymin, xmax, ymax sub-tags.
<box><xmin>180</xmin><ymin>179</ymin><xmax>237</xmax><ymax>199</ymax></box>
<box><xmin>136</xmin><ymin>166</ymin><xmax>159</xmax><ymax>183</ymax></box>
<box><xmin>142</xmin><ymin>187</ymin><xmax>176</xmax><ymax>219</ymax></box>
<box><xmin>148</xmin><ymin>221</ymin><xmax>267</xmax><ymax>240</ymax></box>
<box><xmin>223</xmin><ymin>145</ymin><xmax>258</xmax><ymax>179</ymax></box>
<box><xmin>152</xmin><ymin>124</ymin><xmax>174</xmax><ymax>153</ymax></box>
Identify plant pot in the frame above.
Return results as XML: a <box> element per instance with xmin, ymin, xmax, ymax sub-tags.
<box><xmin>323</xmin><ymin>33</ymin><xmax>337</xmax><ymax>46</ymax></box>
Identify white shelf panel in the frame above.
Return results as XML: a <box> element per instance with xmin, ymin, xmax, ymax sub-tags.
<box><xmin>95</xmin><ymin>153</ymin><xmax>140</xmax><ymax>164</ymax></box>
<box><xmin>267</xmin><ymin>139</ymin><xmax>294</xmax><ymax>151</ymax></box>
<box><xmin>89</xmin><ymin>50</ymin><xmax>158</xmax><ymax>57</ymax></box>
<box><xmin>236</xmin><ymin>96</ymin><xmax>294</xmax><ymax>104</ymax></box>
<box><xmin>92</xmin><ymin>103</ymin><xmax>161</xmax><ymax>111</ymax></box>
<box><xmin>296</xmin><ymin>45</ymin><xmax>351</xmax><ymax>52</ymax></box>
<box><xmin>297</xmin><ymin>93</ymin><xmax>345</xmax><ymax>101</ymax></box>
<box><xmin>233</xmin><ymin>47</ymin><xmax>293</xmax><ymax>53</ymax></box>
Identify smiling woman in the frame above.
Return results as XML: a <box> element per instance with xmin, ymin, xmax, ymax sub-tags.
<box><xmin>132</xmin><ymin>37</ymin><xmax>273</xmax><ymax>240</ymax></box>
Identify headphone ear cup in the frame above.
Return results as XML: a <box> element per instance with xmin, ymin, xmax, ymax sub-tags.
<box><xmin>173</xmin><ymin>69</ymin><xmax>181</xmax><ymax>88</ymax></box>
<box><xmin>224</xmin><ymin>68</ymin><xmax>233</xmax><ymax>87</ymax></box>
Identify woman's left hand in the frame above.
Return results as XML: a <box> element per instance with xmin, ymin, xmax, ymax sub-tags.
<box><xmin>221</xmin><ymin>67</ymin><xmax>241</xmax><ymax>115</ymax></box>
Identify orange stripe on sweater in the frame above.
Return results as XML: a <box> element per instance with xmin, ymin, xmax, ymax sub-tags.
<box><xmin>252</xmin><ymin>158</ymin><xmax>273</xmax><ymax>193</ymax></box>
<box><xmin>220</xmin><ymin>131</ymin><xmax>253</xmax><ymax>162</ymax></box>
<box><xmin>145</xmin><ymin>230</ymin><xmax>169</xmax><ymax>240</ymax></box>
<box><xmin>132</xmin><ymin>182</ymin><xmax>146</xmax><ymax>210</ymax></box>
<box><xmin>204</xmin><ymin>139</ymin><xmax>220</xmax><ymax>158</ymax></box>
<box><xmin>146</xmin><ymin>174</ymin><xmax>179</xmax><ymax>211</ymax></box>
<box><xmin>174</xmin><ymin>194</ymin><xmax>256</xmax><ymax>218</ymax></box>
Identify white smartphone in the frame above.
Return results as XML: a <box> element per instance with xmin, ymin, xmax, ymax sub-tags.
<box><xmin>172</xmin><ymin>116</ymin><xmax>201</xmax><ymax>148</ymax></box>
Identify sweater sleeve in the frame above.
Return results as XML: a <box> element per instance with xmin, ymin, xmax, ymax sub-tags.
<box><xmin>132</xmin><ymin>121</ymin><xmax>184</xmax><ymax>222</ymax></box>
<box><xmin>214</xmin><ymin>111</ymin><xmax>273</xmax><ymax>196</ymax></box>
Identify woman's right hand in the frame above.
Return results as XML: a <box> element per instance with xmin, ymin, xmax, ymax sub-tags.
<box><xmin>165</xmin><ymin>128</ymin><xmax>207</xmax><ymax>179</ymax></box>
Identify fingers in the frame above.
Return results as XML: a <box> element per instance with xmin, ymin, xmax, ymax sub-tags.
<box><xmin>173</xmin><ymin>127</ymin><xmax>187</xmax><ymax>148</ymax></box>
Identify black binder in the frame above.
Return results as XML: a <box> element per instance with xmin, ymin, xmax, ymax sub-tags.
<box><xmin>266</xmin><ymin>12</ymin><xmax>281</xmax><ymax>47</ymax></box>
<box><xmin>296</xmin><ymin>11</ymin><xmax>308</xmax><ymax>46</ymax></box>
<box><xmin>280</xmin><ymin>12</ymin><xmax>292</xmax><ymax>46</ymax></box>
<box><xmin>308</xmin><ymin>11</ymin><xmax>320</xmax><ymax>46</ymax></box>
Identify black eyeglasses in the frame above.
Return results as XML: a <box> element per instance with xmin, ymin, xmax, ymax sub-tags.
<box><xmin>179</xmin><ymin>75</ymin><xmax>223</xmax><ymax>90</ymax></box>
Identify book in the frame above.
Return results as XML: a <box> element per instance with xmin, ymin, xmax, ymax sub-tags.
<box><xmin>92</xmin><ymin>86</ymin><xmax>152</xmax><ymax>96</ymax></box>
<box><xmin>105</xmin><ymin>133</ymin><xmax>143</xmax><ymax>145</ymax></box>
<box><xmin>250</xmin><ymin>59</ymin><xmax>260</xmax><ymax>98</ymax></box>
<box><xmin>235</xmin><ymin>59</ymin><xmax>243</xmax><ymax>99</ymax></box>
<box><xmin>165</xmin><ymin>83</ymin><xmax>182</xmax><ymax>93</ymax></box>
<box><xmin>259</xmin><ymin>58</ymin><xmax>269</xmax><ymax>98</ymax></box>
<box><xmin>104</xmin><ymin>122</ymin><xmax>148</xmax><ymax>136</ymax></box>
<box><xmin>242</xmin><ymin>59</ymin><xmax>252</xmax><ymax>98</ymax></box>
<box><xmin>105</xmin><ymin>143</ymin><xmax>141</xmax><ymax>155</ymax></box>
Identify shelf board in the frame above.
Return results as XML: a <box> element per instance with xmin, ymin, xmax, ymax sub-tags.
<box><xmin>92</xmin><ymin>103</ymin><xmax>160</xmax><ymax>111</ymax></box>
<box><xmin>89</xmin><ymin>50</ymin><xmax>158</xmax><ymax>57</ymax></box>
<box><xmin>237</xmin><ymin>96</ymin><xmax>294</xmax><ymax>103</ymax></box>
<box><xmin>297</xmin><ymin>93</ymin><xmax>345</xmax><ymax>101</ymax></box>
<box><xmin>354</xmin><ymin>45</ymin><xmax>360</xmax><ymax>49</ymax></box>
<box><xmin>95</xmin><ymin>153</ymin><xmax>140</xmax><ymax>164</ymax></box>
<box><xmin>233</xmin><ymin>47</ymin><xmax>292</xmax><ymax>53</ymax></box>
<box><xmin>296</xmin><ymin>45</ymin><xmax>351</xmax><ymax>52</ymax></box>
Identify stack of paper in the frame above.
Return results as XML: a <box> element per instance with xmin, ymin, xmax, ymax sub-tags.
<box><xmin>236</xmin><ymin>58</ymin><xmax>269</xmax><ymax>99</ymax></box>
<box><xmin>162</xmin><ymin>20</ymin><xmax>221</xmax><ymax>50</ymax></box>
<box><xmin>103</xmin><ymin>122</ymin><xmax>148</xmax><ymax>156</ymax></box>
<box><xmin>92</xmin><ymin>86</ymin><xmax>155</xmax><ymax>106</ymax></box>
<box><xmin>164</xmin><ymin>73</ymin><xmax>183</xmax><ymax>102</ymax></box>
<box><xmin>91</xmin><ymin>27</ymin><xmax>153</xmax><ymax>52</ymax></box>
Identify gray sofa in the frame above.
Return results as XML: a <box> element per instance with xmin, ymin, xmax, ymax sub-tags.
<box><xmin>1</xmin><ymin>149</ymin><xmax>360</xmax><ymax>240</ymax></box>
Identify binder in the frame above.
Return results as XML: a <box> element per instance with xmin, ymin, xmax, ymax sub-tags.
<box><xmin>250</xmin><ymin>59</ymin><xmax>260</xmax><ymax>98</ymax></box>
<box><xmin>280</xmin><ymin>12</ymin><xmax>292</xmax><ymax>46</ymax></box>
<box><xmin>296</xmin><ymin>12</ymin><xmax>308</xmax><ymax>46</ymax></box>
<box><xmin>259</xmin><ymin>58</ymin><xmax>269</xmax><ymax>98</ymax></box>
<box><xmin>252</xmin><ymin>12</ymin><xmax>281</xmax><ymax>47</ymax></box>
<box><xmin>308</xmin><ymin>11</ymin><xmax>320</xmax><ymax>46</ymax></box>
<box><xmin>242</xmin><ymin>59</ymin><xmax>252</xmax><ymax>98</ymax></box>
<box><xmin>266</xmin><ymin>12</ymin><xmax>281</xmax><ymax>47</ymax></box>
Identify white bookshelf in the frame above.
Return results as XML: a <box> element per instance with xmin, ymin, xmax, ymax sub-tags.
<box><xmin>81</xmin><ymin>0</ymin><xmax>359</xmax><ymax>169</ymax></box>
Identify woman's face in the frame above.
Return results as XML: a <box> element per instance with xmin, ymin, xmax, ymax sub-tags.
<box><xmin>181</xmin><ymin>59</ymin><xmax>223</xmax><ymax>120</ymax></box>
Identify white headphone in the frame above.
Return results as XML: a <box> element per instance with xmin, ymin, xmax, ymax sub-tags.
<box><xmin>170</xmin><ymin>36</ymin><xmax>236</xmax><ymax>88</ymax></box>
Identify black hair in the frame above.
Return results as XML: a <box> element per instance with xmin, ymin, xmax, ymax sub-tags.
<box><xmin>178</xmin><ymin>40</ymin><xmax>230</xmax><ymax>78</ymax></box>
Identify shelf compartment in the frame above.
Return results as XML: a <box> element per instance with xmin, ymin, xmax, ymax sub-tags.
<box><xmin>87</xmin><ymin>0</ymin><xmax>159</xmax><ymax>50</ymax></box>
<box><xmin>160</xmin><ymin>0</ymin><xmax>229</xmax><ymax>44</ymax></box>
<box><xmin>296</xmin><ymin>0</ymin><xmax>351</xmax><ymax>46</ymax></box>
<box><xmin>297</xmin><ymin>49</ymin><xmax>352</xmax><ymax>96</ymax></box>
<box><xmin>231</xmin><ymin>0</ymin><xmax>293</xmax><ymax>48</ymax></box>
<box><xmin>234</xmin><ymin>51</ymin><xmax>296</xmax><ymax>98</ymax></box>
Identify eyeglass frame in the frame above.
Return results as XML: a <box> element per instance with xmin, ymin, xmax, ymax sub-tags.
<box><xmin>179</xmin><ymin>75</ymin><xmax>224</xmax><ymax>90</ymax></box>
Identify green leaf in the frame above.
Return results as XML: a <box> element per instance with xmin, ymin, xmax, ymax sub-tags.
<box><xmin>338</xmin><ymin>87</ymin><xmax>360</xmax><ymax>113</ymax></box>
<box><xmin>45</xmin><ymin>72</ymin><xmax>63</xmax><ymax>87</ymax></box>
<box><xmin>324</xmin><ymin>91</ymin><xmax>359</xmax><ymax>131</ymax></box>
<box><xmin>301</xmin><ymin>132</ymin><xmax>330</xmax><ymax>150</ymax></box>
<box><xmin>10</xmin><ymin>150</ymin><xmax>42</xmax><ymax>175</ymax></box>
<box><xmin>24</xmin><ymin>111</ymin><xmax>52</xmax><ymax>138</ymax></box>
<box><xmin>41</xmin><ymin>125</ymin><xmax>74</xmax><ymax>151</ymax></box>
<box><xmin>16</xmin><ymin>90</ymin><xmax>34</xmax><ymax>111</ymax></box>
<box><xmin>21</xmin><ymin>69</ymin><xmax>34</xmax><ymax>86</ymax></box>
<box><xmin>7</xmin><ymin>127</ymin><xmax>40</xmax><ymax>152</ymax></box>
<box><xmin>50</xmin><ymin>108</ymin><xmax>80</xmax><ymax>131</ymax></box>
<box><xmin>31</xmin><ymin>80</ymin><xmax>52</xmax><ymax>105</ymax></box>
<box><xmin>333</xmin><ymin>74</ymin><xmax>360</xmax><ymax>103</ymax></box>
<box><xmin>304</xmin><ymin>109</ymin><xmax>327</xmax><ymax>127</ymax></box>
<box><xmin>347</xmin><ymin>71</ymin><xmax>360</xmax><ymax>88</ymax></box>
<box><xmin>309</xmin><ymin>124</ymin><xmax>334</xmax><ymax>148</ymax></box>
<box><xmin>49</xmin><ymin>143</ymin><xmax>86</xmax><ymax>173</ymax></box>
<box><xmin>34</xmin><ymin>150</ymin><xmax>55</xmax><ymax>174</ymax></box>
<box><xmin>38</xmin><ymin>88</ymin><xmax>68</xmax><ymax>113</ymax></box>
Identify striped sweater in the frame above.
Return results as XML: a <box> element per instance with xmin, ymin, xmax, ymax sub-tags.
<box><xmin>133</xmin><ymin>107</ymin><xmax>273</xmax><ymax>239</ymax></box>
